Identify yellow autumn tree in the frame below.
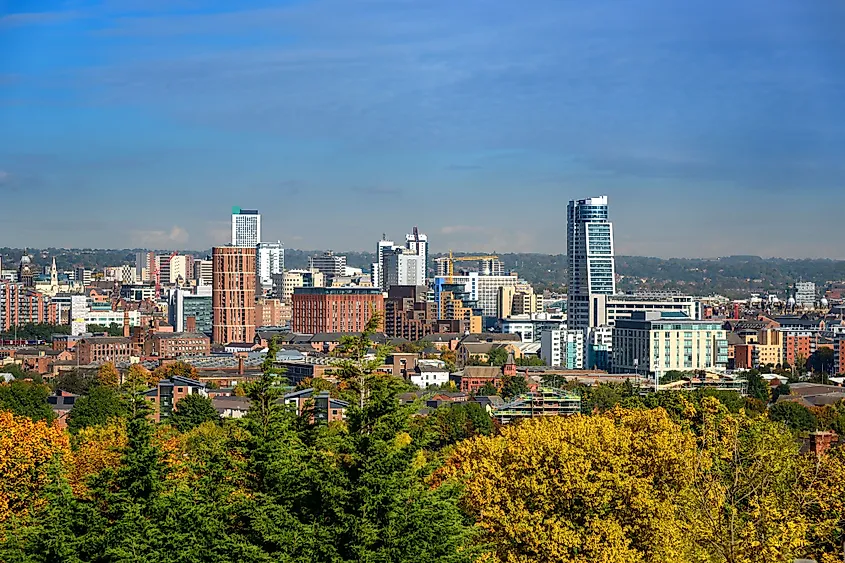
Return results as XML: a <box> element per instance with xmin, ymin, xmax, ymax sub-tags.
<box><xmin>96</xmin><ymin>362</ymin><xmax>120</xmax><ymax>387</ymax></box>
<box><xmin>435</xmin><ymin>408</ymin><xmax>698</xmax><ymax>563</ymax></box>
<box><xmin>681</xmin><ymin>397</ymin><xmax>808</xmax><ymax>563</ymax></box>
<box><xmin>799</xmin><ymin>445</ymin><xmax>845</xmax><ymax>563</ymax></box>
<box><xmin>0</xmin><ymin>411</ymin><xmax>69</xmax><ymax>523</ymax></box>
<box><xmin>126</xmin><ymin>363</ymin><xmax>157</xmax><ymax>387</ymax></box>
<box><xmin>152</xmin><ymin>360</ymin><xmax>198</xmax><ymax>381</ymax></box>
<box><xmin>67</xmin><ymin>419</ymin><xmax>127</xmax><ymax>497</ymax></box>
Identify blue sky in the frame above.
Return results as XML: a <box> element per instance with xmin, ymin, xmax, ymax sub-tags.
<box><xmin>1</xmin><ymin>0</ymin><xmax>844</xmax><ymax>257</ymax></box>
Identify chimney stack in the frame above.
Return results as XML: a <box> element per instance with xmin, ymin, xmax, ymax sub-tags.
<box><xmin>123</xmin><ymin>309</ymin><xmax>130</xmax><ymax>338</ymax></box>
<box><xmin>186</xmin><ymin>316</ymin><xmax>196</xmax><ymax>333</ymax></box>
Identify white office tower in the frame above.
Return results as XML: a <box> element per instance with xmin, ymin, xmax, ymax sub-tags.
<box><xmin>231</xmin><ymin>206</ymin><xmax>261</xmax><ymax>247</ymax></box>
<box><xmin>257</xmin><ymin>241</ymin><xmax>284</xmax><ymax>294</ymax></box>
<box><xmin>567</xmin><ymin>195</ymin><xmax>616</xmax><ymax>330</ymax></box>
<box><xmin>405</xmin><ymin>226</ymin><xmax>428</xmax><ymax>282</ymax></box>
<box><xmin>382</xmin><ymin>248</ymin><xmax>424</xmax><ymax>290</ymax></box>
<box><xmin>375</xmin><ymin>237</ymin><xmax>395</xmax><ymax>289</ymax></box>
<box><xmin>377</xmin><ymin>227</ymin><xmax>428</xmax><ymax>290</ymax></box>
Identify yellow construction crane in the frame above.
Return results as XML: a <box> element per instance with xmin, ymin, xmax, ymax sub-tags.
<box><xmin>436</xmin><ymin>250</ymin><xmax>499</xmax><ymax>284</ymax></box>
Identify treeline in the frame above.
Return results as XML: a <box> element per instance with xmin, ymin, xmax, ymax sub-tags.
<box><xmin>2</xmin><ymin>325</ymin><xmax>845</xmax><ymax>561</ymax></box>
<box><xmin>8</xmin><ymin>248</ymin><xmax>845</xmax><ymax>297</ymax></box>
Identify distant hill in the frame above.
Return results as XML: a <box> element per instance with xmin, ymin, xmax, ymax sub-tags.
<box><xmin>3</xmin><ymin>248</ymin><xmax>844</xmax><ymax>299</ymax></box>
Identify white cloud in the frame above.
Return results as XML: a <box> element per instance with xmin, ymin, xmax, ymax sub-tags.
<box><xmin>130</xmin><ymin>226</ymin><xmax>189</xmax><ymax>247</ymax></box>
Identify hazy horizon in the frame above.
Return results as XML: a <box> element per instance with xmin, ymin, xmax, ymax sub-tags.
<box><xmin>4</xmin><ymin>246</ymin><xmax>845</xmax><ymax>263</ymax></box>
<box><xmin>2</xmin><ymin>1</ymin><xmax>844</xmax><ymax>256</ymax></box>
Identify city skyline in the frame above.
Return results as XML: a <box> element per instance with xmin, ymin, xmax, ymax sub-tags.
<box><xmin>2</xmin><ymin>1</ymin><xmax>845</xmax><ymax>256</ymax></box>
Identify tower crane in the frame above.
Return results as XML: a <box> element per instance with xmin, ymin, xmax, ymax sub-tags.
<box><xmin>435</xmin><ymin>251</ymin><xmax>499</xmax><ymax>284</ymax></box>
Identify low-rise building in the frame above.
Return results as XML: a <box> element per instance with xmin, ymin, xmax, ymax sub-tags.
<box><xmin>612</xmin><ymin>311</ymin><xmax>728</xmax><ymax>380</ymax></box>
<box><xmin>411</xmin><ymin>360</ymin><xmax>450</xmax><ymax>388</ymax></box>
<box><xmin>146</xmin><ymin>332</ymin><xmax>211</xmax><ymax>358</ymax></box>
<box><xmin>500</xmin><ymin>315</ymin><xmax>566</xmax><ymax>343</ymax></box>
<box><xmin>143</xmin><ymin>375</ymin><xmax>208</xmax><ymax>422</ymax></box>
<box><xmin>492</xmin><ymin>387</ymin><xmax>582</xmax><ymax>424</ymax></box>
<box><xmin>76</xmin><ymin>336</ymin><xmax>133</xmax><ymax>365</ymax></box>
<box><xmin>283</xmin><ymin>388</ymin><xmax>349</xmax><ymax>423</ymax></box>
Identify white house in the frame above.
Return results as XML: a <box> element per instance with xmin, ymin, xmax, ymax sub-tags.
<box><xmin>411</xmin><ymin>359</ymin><xmax>450</xmax><ymax>388</ymax></box>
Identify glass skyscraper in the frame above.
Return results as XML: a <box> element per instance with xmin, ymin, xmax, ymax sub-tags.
<box><xmin>567</xmin><ymin>195</ymin><xmax>616</xmax><ymax>330</ymax></box>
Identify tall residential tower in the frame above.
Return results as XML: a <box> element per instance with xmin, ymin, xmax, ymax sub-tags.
<box><xmin>567</xmin><ymin>195</ymin><xmax>616</xmax><ymax>330</ymax></box>
<box><xmin>231</xmin><ymin>207</ymin><xmax>261</xmax><ymax>247</ymax></box>
<box><xmin>212</xmin><ymin>245</ymin><xmax>256</xmax><ymax>344</ymax></box>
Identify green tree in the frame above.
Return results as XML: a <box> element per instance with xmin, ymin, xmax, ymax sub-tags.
<box><xmin>0</xmin><ymin>380</ymin><xmax>55</xmax><ymax>422</ymax></box>
<box><xmin>745</xmin><ymin>370</ymin><xmax>771</xmax><ymax>403</ymax></box>
<box><xmin>808</xmin><ymin>346</ymin><xmax>835</xmax><ymax>376</ymax></box>
<box><xmin>1</xmin><ymin>363</ymin><xmax>38</xmax><ymax>380</ymax></box>
<box><xmin>515</xmin><ymin>356</ymin><xmax>545</xmax><ymax>366</ymax></box>
<box><xmin>52</xmin><ymin>369</ymin><xmax>98</xmax><ymax>395</ymax></box>
<box><xmin>170</xmin><ymin>394</ymin><xmax>220</xmax><ymax>432</ymax></box>
<box><xmin>433</xmin><ymin>401</ymin><xmax>494</xmax><ymax>447</ymax></box>
<box><xmin>86</xmin><ymin>323</ymin><xmax>124</xmax><ymax>337</ymax></box>
<box><xmin>486</xmin><ymin>347</ymin><xmax>510</xmax><ymax>366</ymax></box>
<box><xmin>769</xmin><ymin>400</ymin><xmax>817</xmax><ymax>432</ymax></box>
<box><xmin>500</xmin><ymin>373</ymin><xmax>529</xmax><ymax>400</ymax></box>
<box><xmin>771</xmin><ymin>382</ymin><xmax>791</xmax><ymax>403</ymax></box>
<box><xmin>66</xmin><ymin>386</ymin><xmax>127</xmax><ymax>433</ymax></box>
<box><xmin>590</xmin><ymin>383</ymin><xmax>622</xmax><ymax>412</ymax></box>
<box><xmin>477</xmin><ymin>380</ymin><xmax>499</xmax><ymax>396</ymax></box>
<box><xmin>334</xmin><ymin>311</ymin><xmax>391</xmax><ymax>409</ymax></box>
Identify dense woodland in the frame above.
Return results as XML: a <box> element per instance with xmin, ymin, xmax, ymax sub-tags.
<box><xmin>5</xmin><ymin>248</ymin><xmax>845</xmax><ymax>298</ymax></box>
<box><xmin>2</xmin><ymin>319</ymin><xmax>845</xmax><ymax>562</ymax></box>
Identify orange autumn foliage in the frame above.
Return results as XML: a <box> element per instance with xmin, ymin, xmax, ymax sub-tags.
<box><xmin>67</xmin><ymin>419</ymin><xmax>127</xmax><ymax>496</ymax></box>
<box><xmin>0</xmin><ymin>411</ymin><xmax>70</xmax><ymax>523</ymax></box>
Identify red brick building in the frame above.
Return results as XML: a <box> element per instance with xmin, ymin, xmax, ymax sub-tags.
<box><xmin>145</xmin><ymin>332</ymin><xmax>211</xmax><ymax>358</ymax></box>
<box><xmin>291</xmin><ymin>287</ymin><xmax>384</xmax><ymax>334</ymax></box>
<box><xmin>782</xmin><ymin>331</ymin><xmax>814</xmax><ymax>367</ymax></box>
<box><xmin>76</xmin><ymin>336</ymin><xmax>132</xmax><ymax>365</ymax></box>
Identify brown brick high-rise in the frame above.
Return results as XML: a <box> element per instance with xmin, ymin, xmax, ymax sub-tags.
<box><xmin>212</xmin><ymin>246</ymin><xmax>256</xmax><ymax>344</ymax></box>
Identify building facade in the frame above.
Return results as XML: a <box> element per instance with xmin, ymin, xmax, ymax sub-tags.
<box><xmin>384</xmin><ymin>285</ymin><xmax>458</xmax><ymax>340</ymax></box>
<box><xmin>291</xmin><ymin>287</ymin><xmax>384</xmax><ymax>334</ymax></box>
<box><xmin>279</xmin><ymin>269</ymin><xmax>325</xmax><ymax>303</ymax></box>
<box><xmin>612</xmin><ymin>311</ymin><xmax>728</xmax><ymax>379</ymax></box>
<box><xmin>257</xmin><ymin>241</ymin><xmax>284</xmax><ymax>294</ymax></box>
<box><xmin>586</xmin><ymin>293</ymin><xmax>700</xmax><ymax>328</ymax></box>
<box><xmin>169</xmin><ymin>286</ymin><xmax>213</xmax><ymax>334</ymax></box>
<box><xmin>0</xmin><ymin>282</ymin><xmax>55</xmax><ymax>331</ymax></box>
<box><xmin>212</xmin><ymin>246</ymin><xmax>257</xmax><ymax>344</ymax></box>
<box><xmin>146</xmin><ymin>332</ymin><xmax>211</xmax><ymax>358</ymax></box>
<box><xmin>76</xmin><ymin>336</ymin><xmax>132</xmax><ymax>365</ymax></box>
<box><xmin>794</xmin><ymin>282</ymin><xmax>816</xmax><ymax>309</ymax></box>
<box><xmin>308</xmin><ymin>251</ymin><xmax>347</xmax><ymax>279</ymax></box>
<box><xmin>501</xmin><ymin>316</ymin><xmax>566</xmax><ymax>343</ymax></box>
<box><xmin>231</xmin><ymin>207</ymin><xmax>261</xmax><ymax>247</ymax></box>
<box><xmin>193</xmin><ymin>259</ymin><xmax>213</xmax><ymax>286</ymax></box>
<box><xmin>567</xmin><ymin>195</ymin><xmax>616</xmax><ymax>330</ymax></box>
<box><xmin>541</xmin><ymin>329</ymin><xmax>585</xmax><ymax>369</ymax></box>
